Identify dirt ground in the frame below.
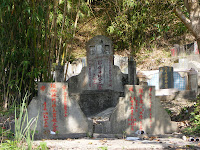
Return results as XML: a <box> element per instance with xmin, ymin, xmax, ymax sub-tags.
<box><xmin>32</xmin><ymin>134</ymin><xmax>200</xmax><ymax>150</ymax></box>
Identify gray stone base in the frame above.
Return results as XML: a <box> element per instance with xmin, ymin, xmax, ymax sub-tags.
<box><xmin>34</xmin><ymin>133</ymin><xmax>88</xmax><ymax>140</ymax></box>
<box><xmin>70</xmin><ymin>91</ymin><xmax>124</xmax><ymax>117</ymax></box>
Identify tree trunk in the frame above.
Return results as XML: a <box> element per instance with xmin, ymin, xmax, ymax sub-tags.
<box><xmin>173</xmin><ymin>0</ymin><xmax>200</xmax><ymax>54</ymax></box>
<box><xmin>197</xmin><ymin>38</ymin><xmax>200</xmax><ymax>54</ymax></box>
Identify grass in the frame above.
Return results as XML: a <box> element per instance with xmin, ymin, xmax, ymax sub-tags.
<box><xmin>0</xmin><ymin>93</ymin><xmax>39</xmax><ymax>150</ymax></box>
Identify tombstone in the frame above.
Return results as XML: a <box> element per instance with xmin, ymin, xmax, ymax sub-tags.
<box><xmin>28</xmin><ymin>83</ymin><xmax>89</xmax><ymax>139</ymax></box>
<box><xmin>171</xmin><ymin>44</ymin><xmax>180</xmax><ymax>57</ymax></box>
<box><xmin>86</xmin><ymin>35</ymin><xmax>113</xmax><ymax>90</ymax></box>
<box><xmin>68</xmin><ymin>35</ymin><xmax>128</xmax><ymax>116</ymax></box>
<box><xmin>159</xmin><ymin>66</ymin><xmax>174</xmax><ymax>89</ymax></box>
<box><xmin>110</xmin><ymin>85</ymin><xmax>177</xmax><ymax>135</ymax></box>
<box><xmin>171</xmin><ymin>41</ymin><xmax>199</xmax><ymax>57</ymax></box>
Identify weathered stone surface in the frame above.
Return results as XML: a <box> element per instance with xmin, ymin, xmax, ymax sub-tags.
<box><xmin>65</xmin><ymin>55</ymin><xmax>129</xmax><ymax>81</ymax></box>
<box><xmin>70</xmin><ymin>91</ymin><xmax>124</xmax><ymax>117</ymax></box>
<box><xmin>114</xmin><ymin>55</ymin><xmax>128</xmax><ymax>74</ymax></box>
<box><xmin>188</xmin><ymin>68</ymin><xmax>198</xmax><ymax>94</ymax></box>
<box><xmin>159</xmin><ymin>66</ymin><xmax>174</xmax><ymax>89</ymax></box>
<box><xmin>110</xmin><ymin>85</ymin><xmax>177</xmax><ymax>135</ymax></box>
<box><xmin>86</xmin><ymin>35</ymin><xmax>113</xmax><ymax>91</ymax></box>
<box><xmin>128</xmin><ymin>57</ymin><xmax>137</xmax><ymax>85</ymax></box>
<box><xmin>28</xmin><ymin>83</ymin><xmax>89</xmax><ymax>139</ymax></box>
<box><xmin>68</xmin><ymin>66</ymin><xmax>128</xmax><ymax>93</ymax></box>
<box><xmin>55</xmin><ymin>64</ymin><xmax>64</xmax><ymax>82</ymax></box>
<box><xmin>67</xmin><ymin>36</ymin><xmax>128</xmax><ymax>118</ymax></box>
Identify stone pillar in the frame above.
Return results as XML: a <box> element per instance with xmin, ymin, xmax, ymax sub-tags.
<box><xmin>55</xmin><ymin>63</ymin><xmax>64</xmax><ymax>82</ymax></box>
<box><xmin>159</xmin><ymin>66</ymin><xmax>174</xmax><ymax>89</ymax></box>
<box><xmin>188</xmin><ymin>68</ymin><xmax>198</xmax><ymax>95</ymax></box>
<box><xmin>128</xmin><ymin>57</ymin><xmax>136</xmax><ymax>85</ymax></box>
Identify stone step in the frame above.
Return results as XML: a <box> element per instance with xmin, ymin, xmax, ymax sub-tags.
<box><xmin>88</xmin><ymin>107</ymin><xmax>115</xmax><ymax>134</ymax></box>
<box><xmin>93</xmin><ymin>133</ymin><xmax>123</xmax><ymax>139</ymax></box>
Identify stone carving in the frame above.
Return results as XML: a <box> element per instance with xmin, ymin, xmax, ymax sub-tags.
<box><xmin>86</xmin><ymin>35</ymin><xmax>114</xmax><ymax>91</ymax></box>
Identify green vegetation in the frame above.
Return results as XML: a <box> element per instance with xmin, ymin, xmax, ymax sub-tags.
<box><xmin>0</xmin><ymin>0</ymin><xmax>192</xmax><ymax>109</ymax></box>
<box><xmin>0</xmin><ymin>94</ymin><xmax>38</xmax><ymax>150</ymax></box>
<box><xmin>98</xmin><ymin>146</ymin><xmax>108</xmax><ymax>150</ymax></box>
<box><xmin>183</xmin><ymin>95</ymin><xmax>200</xmax><ymax>136</ymax></box>
<box><xmin>0</xmin><ymin>0</ymin><xmax>199</xmax><ymax>148</ymax></box>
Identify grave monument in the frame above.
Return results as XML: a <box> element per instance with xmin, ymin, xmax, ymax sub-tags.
<box><xmin>110</xmin><ymin>85</ymin><xmax>177</xmax><ymax>135</ymax></box>
<box><xmin>27</xmin><ymin>35</ymin><xmax>177</xmax><ymax>139</ymax></box>
<box><xmin>159</xmin><ymin>66</ymin><xmax>174</xmax><ymax>89</ymax></box>
<box><xmin>68</xmin><ymin>35</ymin><xmax>128</xmax><ymax>116</ymax></box>
<box><xmin>28</xmin><ymin>83</ymin><xmax>89</xmax><ymax>139</ymax></box>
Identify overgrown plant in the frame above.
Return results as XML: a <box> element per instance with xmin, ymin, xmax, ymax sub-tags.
<box><xmin>14</xmin><ymin>93</ymin><xmax>38</xmax><ymax>149</ymax></box>
<box><xmin>0</xmin><ymin>93</ymin><xmax>38</xmax><ymax>149</ymax></box>
<box><xmin>183</xmin><ymin>95</ymin><xmax>200</xmax><ymax>136</ymax></box>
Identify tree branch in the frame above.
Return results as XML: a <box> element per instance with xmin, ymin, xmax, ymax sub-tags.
<box><xmin>173</xmin><ymin>7</ymin><xmax>197</xmax><ymax>37</ymax></box>
<box><xmin>184</xmin><ymin>0</ymin><xmax>190</xmax><ymax>14</ymax></box>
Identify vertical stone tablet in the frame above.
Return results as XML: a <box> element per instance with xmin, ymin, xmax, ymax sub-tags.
<box><xmin>159</xmin><ymin>66</ymin><xmax>174</xmax><ymax>89</ymax></box>
<box><xmin>86</xmin><ymin>35</ymin><xmax>113</xmax><ymax>90</ymax></box>
<box><xmin>30</xmin><ymin>83</ymin><xmax>89</xmax><ymax>139</ymax></box>
<box><xmin>110</xmin><ymin>85</ymin><xmax>177</xmax><ymax>135</ymax></box>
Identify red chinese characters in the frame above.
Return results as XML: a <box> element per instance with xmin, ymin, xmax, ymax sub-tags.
<box><xmin>62</xmin><ymin>85</ymin><xmax>68</xmax><ymax>117</ymax></box>
<box><xmin>43</xmin><ymin>102</ymin><xmax>48</xmax><ymax>128</ymax></box>
<box><xmin>40</xmin><ymin>86</ymin><xmax>46</xmax><ymax>92</ymax></box>
<box><xmin>129</xmin><ymin>87</ymin><xmax>134</xmax><ymax>92</ymax></box>
<box><xmin>139</xmin><ymin>88</ymin><xmax>144</xmax><ymax>130</ymax></box>
<box><xmin>50</xmin><ymin>83</ymin><xmax>57</xmax><ymax>132</ymax></box>
<box><xmin>128</xmin><ymin>96</ymin><xmax>137</xmax><ymax>131</ymax></box>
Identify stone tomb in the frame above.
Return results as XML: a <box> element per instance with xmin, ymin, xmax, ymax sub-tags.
<box><xmin>68</xmin><ymin>35</ymin><xmax>128</xmax><ymax>116</ymax></box>
<box><xmin>110</xmin><ymin>85</ymin><xmax>177</xmax><ymax>135</ymax></box>
<box><xmin>86</xmin><ymin>35</ymin><xmax>113</xmax><ymax>90</ymax></box>
<box><xmin>27</xmin><ymin>35</ymin><xmax>178</xmax><ymax>139</ymax></box>
<box><xmin>159</xmin><ymin>66</ymin><xmax>174</xmax><ymax>89</ymax></box>
<box><xmin>28</xmin><ymin>83</ymin><xmax>89</xmax><ymax>139</ymax></box>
